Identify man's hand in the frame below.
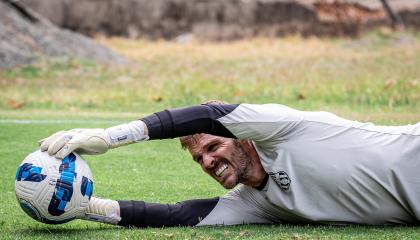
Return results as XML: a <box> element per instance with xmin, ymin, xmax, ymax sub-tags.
<box><xmin>39</xmin><ymin>129</ymin><xmax>111</xmax><ymax>159</ymax></box>
<box><xmin>39</xmin><ymin>120</ymin><xmax>149</xmax><ymax>159</ymax></box>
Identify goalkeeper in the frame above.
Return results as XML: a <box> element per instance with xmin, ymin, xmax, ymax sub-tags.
<box><xmin>40</xmin><ymin>102</ymin><xmax>420</xmax><ymax>226</ymax></box>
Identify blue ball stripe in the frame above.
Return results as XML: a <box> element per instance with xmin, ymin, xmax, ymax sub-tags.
<box><xmin>48</xmin><ymin>153</ymin><xmax>76</xmax><ymax>216</ymax></box>
<box><xmin>15</xmin><ymin>163</ymin><xmax>46</xmax><ymax>182</ymax></box>
<box><xmin>81</xmin><ymin>176</ymin><xmax>93</xmax><ymax>199</ymax></box>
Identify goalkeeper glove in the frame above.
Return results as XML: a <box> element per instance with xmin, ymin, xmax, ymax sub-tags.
<box><xmin>39</xmin><ymin>120</ymin><xmax>148</xmax><ymax>159</ymax></box>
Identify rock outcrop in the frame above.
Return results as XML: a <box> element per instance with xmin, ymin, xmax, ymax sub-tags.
<box><xmin>19</xmin><ymin>0</ymin><xmax>420</xmax><ymax>40</ymax></box>
<box><xmin>0</xmin><ymin>0</ymin><xmax>126</xmax><ymax>69</ymax></box>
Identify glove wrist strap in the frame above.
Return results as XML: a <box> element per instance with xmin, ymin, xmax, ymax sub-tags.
<box><xmin>105</xmin><ymin>120</ymin><xmax>149</xmax><ymax>148</ymax></box>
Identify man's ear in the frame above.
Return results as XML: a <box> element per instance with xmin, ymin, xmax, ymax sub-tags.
<box><xmin>239</xmin><ymin>140</ymin><xmax>253</xmax><ymax>153</ymax></box>
<box><xmin>239</xmin><ymin>140</ymin><xmax>260</xmax><ymax>161</ymax></box>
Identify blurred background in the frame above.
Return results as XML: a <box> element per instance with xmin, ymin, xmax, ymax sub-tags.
<box><xmin>9</xmin><ymin>0</ymin><xmax>420</xmax><ymax>40</ymax></box>
<box><xmin>0</xmin><ymin>0</ymin><xmax>419</xmax><ymax>119</ymax></box>
<box><xmin>1</xmin><ymin>2</ymin><xmax>419</xmax><ymax>239</ymax></box>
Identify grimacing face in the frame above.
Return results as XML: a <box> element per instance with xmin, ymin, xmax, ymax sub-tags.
<box><xmin>187</xmin><ymin>134</ymin><xmax>255</xmax><ymax>189</ymax></box>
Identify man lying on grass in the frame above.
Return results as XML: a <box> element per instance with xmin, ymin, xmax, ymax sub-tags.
<box><xmin>39</xmin><ymin>102</ymin><xmax>420</xmax><ymax>226</ymax></box>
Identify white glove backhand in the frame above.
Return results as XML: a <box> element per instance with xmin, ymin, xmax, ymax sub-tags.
<box><xmin>39</xmin><ymin>120</ymin><xmax>148</xmax><ymax>159</ymax></box>
<box><xmin>39</xmin><ymin>129</ymin><xmax>111</xmax><ymax>159</ymax></box>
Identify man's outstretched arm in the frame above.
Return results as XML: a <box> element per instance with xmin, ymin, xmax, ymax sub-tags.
<box><xmin>141</xmin><ymin>104</ymin><xmax>239</xmax><ymax>140</ymax></box>
<box><xmin>82</xmin><ymin>197</ymin><xmax>218</xmax><ymax>227</ymax></box>
<box><xmin>142</xmin><ymin>103</ymin><xmax>303</xmax><ymax>143</ymax></box>
<box><xmin>117</xmin><ymin>198</ymin><xmax>219</xmax><ymax>227</ymax></box>
<box><xmin>39</xmin><ymin>103</ymin><xmax>240</xmax><ymax>158</ymax></box>
<box><xmin>84</xmin><ymin>185</ymin><xmax>273</xmax><ymax>227</ymax></box>
<box><xmin>40</xmin><ymin>103</ymin><xmax>302</xmax><ymax>158</ymax></box>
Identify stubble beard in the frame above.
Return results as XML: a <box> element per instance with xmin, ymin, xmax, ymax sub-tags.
<box><xmin>231</xmin><ymin>140</ymin><xmax>253</xmax><ymax>187</ymax></box>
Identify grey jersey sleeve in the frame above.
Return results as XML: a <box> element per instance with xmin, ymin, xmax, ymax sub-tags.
<box><xmin>197</xmin><ymin>185</ymin><xmax>275</xmax><ymax>226</ymax></box>
<box><xmin>216</xmin><ymin>104</ymin><xmax>304</xmax><ymax>143</ymax></box>
<box><xmin>141</xmin><ymin>103</ymin><xmax>302</xmax><ymax>143</ymax></box>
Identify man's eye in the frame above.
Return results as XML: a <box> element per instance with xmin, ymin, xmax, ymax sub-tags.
<box><xmin>208</xmin><ymin>144</ymin><xmax>217</xmax><ymax>152</ymax></box>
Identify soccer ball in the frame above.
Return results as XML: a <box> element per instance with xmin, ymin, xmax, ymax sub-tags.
<box><xmin>15</xmin><ymin>150</ymin><xmax>93</xmax><ymax>224</ymax></box>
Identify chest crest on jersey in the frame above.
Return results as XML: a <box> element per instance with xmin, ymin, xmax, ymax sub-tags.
<box><xmin>269</xmin><ymin>171</ymin><xmax>291</xmax><ymax>191</ymax></box>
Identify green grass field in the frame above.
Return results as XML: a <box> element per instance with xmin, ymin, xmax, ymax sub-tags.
<box><xmin>1</xmin><ymin>30</ymin><xmax>420</xmax><ymax>239</ymax></box>
<box><xmin>2</xmin><ymin>117</ymin><xmax>420</xmax><ymax>240</ymax></box>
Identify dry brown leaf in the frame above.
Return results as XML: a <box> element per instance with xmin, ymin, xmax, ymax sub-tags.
<box><xmin>234</xmin><ymin>91</ymin><xmax>242</xmax><ymax>97</ymax></box>
<box><xmin>152</xmin><ymin>96</ymin><xmax>163</xmax><ymax>102</ymax></box>
<box><xmin>6</xmin><ymin>99</ymin><xmax>25</xmax><ymax>109</ymax></box>
<box><xmin>297</xmin><ymin>93</ymin><xmax>306</xmax><ymax>100</ymax></box>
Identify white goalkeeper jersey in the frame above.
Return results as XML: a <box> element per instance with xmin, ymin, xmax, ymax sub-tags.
<box><xmin>142</xmin><ymin>103</ymin><xmax>420</xmax><ymax>225</ymax></box>
<box><xmin>196</xmin><ymin>104</ymin><xmax>420</xmax><ymax>225</ymax></box>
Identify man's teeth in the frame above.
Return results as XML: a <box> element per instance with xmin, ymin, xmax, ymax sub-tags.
<box><xmin>216</xmin><ymin>164</ymin><xmax>228</xmax><ymax>177</ymax></box>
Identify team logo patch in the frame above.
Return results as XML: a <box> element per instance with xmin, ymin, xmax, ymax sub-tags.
<box><xmin>269</xmin><ymin>171</ymin><xmax>291</xmax><ymax>191</ymax></box>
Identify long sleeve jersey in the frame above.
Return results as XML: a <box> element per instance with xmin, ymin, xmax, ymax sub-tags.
<box><xmin>124</xmin><ymin>103</ymin><xmax>420</xmax><ymax>226</ymax></box>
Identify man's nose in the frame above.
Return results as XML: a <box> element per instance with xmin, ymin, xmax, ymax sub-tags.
<box><xmin>202</xmin><ymin>154</ymin><xmax>215</xmax><ymax>170</ymax></box>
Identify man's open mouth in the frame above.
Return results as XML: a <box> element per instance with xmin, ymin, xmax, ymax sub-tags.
<box><xmin>215</xmin><ymin>163</ymin><xmax>228</xmax><ymax>177</ymax></box>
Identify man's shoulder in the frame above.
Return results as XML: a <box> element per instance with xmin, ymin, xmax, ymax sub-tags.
<box><xmin>223</xmin><ymin>184</ymin><xmax>265</xmax><ymax>201</ymax></box>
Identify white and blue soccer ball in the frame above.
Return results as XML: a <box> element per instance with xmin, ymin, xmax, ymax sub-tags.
<box><xmin>15</xmin><ymin>150</ymin><xmax>93</xmax><ymax>224</ymax></box>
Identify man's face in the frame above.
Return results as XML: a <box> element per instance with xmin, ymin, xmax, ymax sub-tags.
<box><xmin>187</xmin><ymin>134</ymin><xmax>253</xmax><ymax>189</ymax></box>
